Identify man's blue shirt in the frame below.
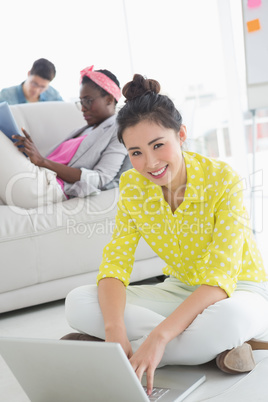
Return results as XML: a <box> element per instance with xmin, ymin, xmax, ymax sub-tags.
<box><xmin>0</xmin><ymin>82</ymin><xmax>63</xmax><ymax>105</ymax></box>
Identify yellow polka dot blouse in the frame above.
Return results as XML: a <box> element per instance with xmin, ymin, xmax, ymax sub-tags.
<box><xmin>97</xmin><ymin>152</ymin><xmax>267</xmax><ymax>297</ymax></box>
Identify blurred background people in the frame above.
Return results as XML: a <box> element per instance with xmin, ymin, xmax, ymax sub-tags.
<box><xmin>0</xmin><ymin>66</ymin><xmax>130</xmax><ymax>208</ymax></box>
<box><xmin>0</xmin><ymin>58</ymin><xmax>63</xmax><ymax>104</ymax></box>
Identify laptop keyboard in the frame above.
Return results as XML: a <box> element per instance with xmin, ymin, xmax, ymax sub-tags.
<box><xmin>143</xmin><ymin>386</ymin><xmax>169</xmax><ymax>401</ymax></box>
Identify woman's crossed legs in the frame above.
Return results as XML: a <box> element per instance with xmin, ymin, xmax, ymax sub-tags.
<box><xmin>65</xmin><ymin>278</ymin><xmax>268</xmax><ymax>366</ymax></box>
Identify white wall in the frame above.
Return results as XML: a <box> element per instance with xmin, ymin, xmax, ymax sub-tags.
<box><xmin>1</xmin><ymin>0</ymin><xmax>228</xmax><ymax>108</ymax></box>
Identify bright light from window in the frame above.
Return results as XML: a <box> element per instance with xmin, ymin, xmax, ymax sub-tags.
<box><xmin>1</xmin><ymin>0</ymin><xmax>227</xmax><ymax>106</ymax></box>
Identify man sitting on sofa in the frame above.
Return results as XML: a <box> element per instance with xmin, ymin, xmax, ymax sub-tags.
<box><xmin>0</xmin><ymin>58</ymin><xmax>63</xmax><ymax>104</ymax></box>
<box><xmin>0</xmin><ymin>65</ymin><xmax>130</xmax><ymax>209</ymax></box>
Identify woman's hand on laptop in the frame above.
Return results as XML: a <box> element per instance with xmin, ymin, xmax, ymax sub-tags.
<box><xmin>106</xmin><ymin>326</ymin><xmax>133</xmax><ymax>359</ymax></box>
<box><xmin>129</xmin><ymin>332</ymin><xmax>167</xmax><ymax>396</ymax></box>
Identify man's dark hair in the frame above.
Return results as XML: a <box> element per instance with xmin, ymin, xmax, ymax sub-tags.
<box><xmin>30</xmin><ymin>58</ymin><xmax>56</xmax><ymax>81</ymax></box>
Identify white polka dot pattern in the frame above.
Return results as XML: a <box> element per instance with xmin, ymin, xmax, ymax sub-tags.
<box><xmin>97</xmin><ymin>152</ymin><xmax>267</xmax><ymax>296</ymax></box>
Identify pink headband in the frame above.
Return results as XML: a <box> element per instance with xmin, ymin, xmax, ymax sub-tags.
<box><xmin>80</xmin><ymin>65</ymin><xmax>121</xmax><ymax>102</ymax></box>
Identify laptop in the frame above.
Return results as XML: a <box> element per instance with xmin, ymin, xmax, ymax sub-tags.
<box><xmin>0</xmin><ymin>337</ymin><xmax>206</xmax><ymax>402</ymax></box>
<box><xmin>0</xmin><ymin>101</ymin><xmax>23</xmax><ymax>141</ymax></box>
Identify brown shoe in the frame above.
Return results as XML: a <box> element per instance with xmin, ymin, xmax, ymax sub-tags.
<box><xmin>216</xmin><ymin>343</ymin><xmax>255</xmax><ymax>374</ymax></box>
<box><xmin>60</xmin><ymin>332</ymin><xmax>104</xmax><ymax>342</ymax></box>
<box><xmin>246</xmin><ymin>339</ymin><xmax>268</xmax><ymax>350</ymax></box>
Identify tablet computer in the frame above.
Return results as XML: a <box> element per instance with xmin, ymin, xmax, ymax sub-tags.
<box><xmin>0</xmin><ymin>101</ymin><xmax>23</xmax><ymax>142</ymax></box>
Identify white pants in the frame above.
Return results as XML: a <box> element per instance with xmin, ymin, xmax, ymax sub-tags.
<box><xmin>0</xmin><ymin>132</ymin><xmax>65</xmax><ymax>208</ymax></box>
<box><xmin>65</xmin><ymin>277</ymin><xmax>268</xmax><ymax>366</ymax></box>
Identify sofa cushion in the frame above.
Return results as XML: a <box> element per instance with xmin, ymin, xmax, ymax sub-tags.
<box><xmin>10</xmin><ymin>102</ymin><xmax>85</xmax><ymax>156</ymax></box>
<box><xmin>0</xmin><ymin>188</ymin><xmax>159</xmax><ymax>294</ymax></box>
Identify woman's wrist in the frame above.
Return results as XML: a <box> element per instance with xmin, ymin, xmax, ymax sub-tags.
<box><xmin>105</xmin><ymin>322</ymin><xmax>128</xmax><ymax>344</ymax></box>
<box><xmin>151</xmin><ymin>317</ymin><xmax>185</xmax><ymax>345</ymax></box>
<box><xmin>105</xmin><ymin>321</ymin><xmax>126</xmax><ymax>335</ymax></box>
<box><xmin>39</xmin><ymin>158</ymin><xmax>49</xmax><ymax>168</ymax></box>
<box><xmin>149</xmin><ymin>327</ymin><xmax>171</xmax><ymax>347</ymax></box>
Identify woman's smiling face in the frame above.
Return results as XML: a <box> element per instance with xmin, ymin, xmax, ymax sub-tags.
<box><xmin>123</xmin><ymin>120</ymin><xmax>187</xmax><ymax>191</ymax></box>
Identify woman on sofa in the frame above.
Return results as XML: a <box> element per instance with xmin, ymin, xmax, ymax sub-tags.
<box><xmin>0</xmin><ymin>65</ymin><xmax>129</xmax><ymax>208</ymax></box>
<box><xmin>64</xmin><ymin>74</ymin><xmax>268</xmax><ymax>395</ymax></box>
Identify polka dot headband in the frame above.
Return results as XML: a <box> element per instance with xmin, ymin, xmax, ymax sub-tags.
<box><xmin>80</xmin><ymin>65</ymin><xmax>121</xmax><ymax>102</ymax></box>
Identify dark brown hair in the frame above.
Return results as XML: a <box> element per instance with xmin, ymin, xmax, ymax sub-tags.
<box><xmin>117</xmin><ymin>74</ymin><xmax>182</xmax><ymax>143</ymax></box>
<box><xmin>30</xmin><ymin>58</ymin><xmax>56</xmax><ymax>81</ymax></box>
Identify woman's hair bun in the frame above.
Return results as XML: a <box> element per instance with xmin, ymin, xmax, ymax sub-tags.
<box><xmin>122</xmin><ymin>74</ymin><xmax>161</xmax><ymax>102</ymax></box>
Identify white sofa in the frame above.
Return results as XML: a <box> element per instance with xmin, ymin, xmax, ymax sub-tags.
<box><xmin>0</xmin><ymin>102</ymin><xmax>164</xmax><ymax>313</ymax></box>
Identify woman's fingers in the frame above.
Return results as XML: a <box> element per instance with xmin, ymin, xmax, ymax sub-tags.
<box><xmin>127</xmin><ymin>348</ymin><xmax>133</xmax><ymax>359</ymax></box>
<box><xmin>129</xmin><ymin>334</ymin><xmax>167</xmax><ymax>396</ymax></box>
<box><xmin>145</xmin><ymin>367</ymin><xmax>155</xmax><ymax>395</ymax></box>
<box><xmin>21</xmin><ymin>128</ymin><xmax>32</xmax><ymax>141</ymax></box>
<box><xmin>133</xmin><ymin>364</ymin><xmax>144</xmax><ymax>382</ymax></box>
<box><xmin>12</xmin><ymin>134</ymin><xmax>24</xmax><ymax>142</ymax></box>
<box><xmin>131</xmin><ymin>362</ymin><xmax>155</xmax><ymax>396</ymax></box>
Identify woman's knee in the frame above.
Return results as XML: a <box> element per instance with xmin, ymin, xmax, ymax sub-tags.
<box><xmin>185</xmin><ymin>293</ymin><xmax>260</xmax><ymax>351</ymax></box>
<box><xmin>65</xmin><ymin>285</ymin><xmax>98</xmax><ymax>324</ymax></box>
<box><xmin>65</xmin><ymin>285</ymin><xmax>106</xmax><ymax>337</ymax></box>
